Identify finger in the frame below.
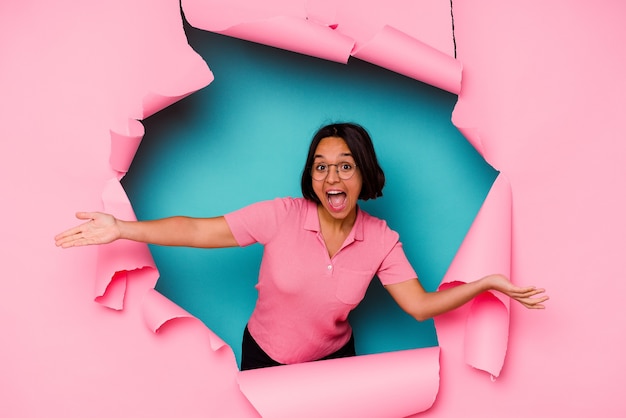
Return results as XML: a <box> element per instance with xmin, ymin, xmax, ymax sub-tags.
<box><xmin>56</xmin><ymin>237</ymin><xmax>77</xmax><ymax>248</ymax></box>
<box><xmin>75</xmin><ymin>211</ymin><xmax>97</xmax><ymax>220</ymax></box>
<box><xmin>62</xmin><ymin>233</ymin><xmax>99</xmax><ymax>248</ymax></box>
<box><xmin>56</xmin><ymin>233</ymin><xmax>85</xmax><ymax>248</ymax></box>
<box><xmin>54</xmin><ymin>226</ymin><xmax>84</xmax><ymax>242</ymax></box>
<box><xmin>510</xmin><ymin>287</ymin><xmax>546</xmax><ymax>298</ymax></box>
<box><xmin>55</xmin><ymin>224</ymin><xmax>94</xmax><ymax>247</ymax></box>
<box><xmin>517</xmin><ymin>295</ymin><xmax>549</xmax><ymax>309</ymax></box>
<box><xmin>509</xmin><ymin>285</ymin><xmax>538</xmax><ymax>294</ymax></box>
<box><xmin>512</xmin><ymin>290</ymin><xmax>543</xmax><ymax>300</ymax></box>
<box><xmin>58</xmin><ymin>239</ymin><xmax>77</xmax><ymax>248</ymax></box>
<box><xmin>54</xmin><ymin>213</ymin><xmax>93</xmax><ymax>241</ymax></box>
<box><xmin>54</xmin><ymin>220</ymin><xmax>94</xmax><ymax>242</ymax></box>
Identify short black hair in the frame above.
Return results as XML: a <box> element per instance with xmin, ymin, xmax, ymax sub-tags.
<box><xmin>301</xmin><ymin>122</ymin><xmax>385</xmax><ymax>203</ymax></box>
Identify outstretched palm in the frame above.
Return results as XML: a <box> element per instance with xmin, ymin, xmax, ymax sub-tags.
<box><xmin>55</xmin><ymin>212</ymin><xmax>120</xmax><ymax>248</ymax></box>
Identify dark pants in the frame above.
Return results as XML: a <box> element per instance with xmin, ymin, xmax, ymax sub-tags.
<box><xmin>240</xmin><ymin>325</ymin><xmax>356</xmax><ymax>371</ymax></box>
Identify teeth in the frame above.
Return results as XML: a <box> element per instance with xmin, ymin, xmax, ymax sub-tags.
<box><xmin>327</xmin><ymin>191</ymin><xmax>343</xmax><ymax>195</ymax></box>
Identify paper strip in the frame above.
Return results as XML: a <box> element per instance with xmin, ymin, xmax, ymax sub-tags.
<box><xmin>142</xmin><ymin>288</ymin><xmax>229</xmax><ymax>352</ymax></box>
<box><xmin>238</xmin><ymin>346</ymin><xmax>440</xmax><ymax>418</ymax></box>
<box><xmin>94</xmin><ymin>270</ymin><xmax>128</xmax><ymax>310</ymax></box>
<box><xmin>451</xmin><ymin>123</ymin><xmax>486</xmax><ymax>158</ymax></box>
<box><xmin>109</xmin><ymin>119</ymin><xmax>145</xmax><ymax>178</ymax></box>
<box><xmin>95</xmin><ymin>178</ymin><xmax>158</xmax><ymax>309</ymax></box>
<box><xmin>438</xmin><ymin>173</ymin><xmax>512</xmax><ymax>377</ymax></box>
<box><xmin>182</xmin><ymin>0</ymin><xmax>354</xmax><ymax>63</ymax></box>
<box><xmin>352</xmin><ymin>25</ymin><xmax>462</xmax><ymax>94</ymax></box>
<box><xmin>140</xmin><ymin>50</ymin><xmax>214</xmax><ymax>119</ymax></box>
<box><xmin>182</xmin><ymin>0</ymin><xmax>461</xmax><ymax>92</ymax></box>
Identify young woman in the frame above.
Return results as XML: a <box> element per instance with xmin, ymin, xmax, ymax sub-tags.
<box><xmin>55</xmin><ymin>122</ymin><xmax>548</xmax><ymax>370</ymax></box>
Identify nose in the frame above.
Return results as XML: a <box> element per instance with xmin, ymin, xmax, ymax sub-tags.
<box><xmin>325</xmin><ymin>165</ymin><xmax>340</xmax><ymax>183</ymax></box>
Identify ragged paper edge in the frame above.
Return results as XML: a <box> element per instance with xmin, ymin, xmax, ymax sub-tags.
<box><xmin>94</xmin><ymin>178</ymin><xmax>158</xmax><ymax>310</ymax></box>
<box><xmin>210</xmin><ymin>16</ymin><xmax>355</xmax><ymax>64</ymax></box>
<box><xmin>438</xmin><ymin>173</ymin><xmax>512</xmax><ymax>377</ymax></box>
<box><xmin>352</xmin><ymin>25</ymin><xmax>462</xmax><ymax>94</ymax></box>
<box><xmin>109</xmin><ymin>120</ymin><xmax>145</xmax><ymax>180</ymax></box>
<box><xmin>142</xmin><ymin>288</ymin><xmax>230</xmax><ymax>352</ymax></box>
<box><xmin>237</xmin><ymin>347</ymin><xmax>440</xmax><ymax>418</ymax></box>
<box><xmin>181</xmin><ymin>0</ymin><xmax>461</xmax><ymax>92</ymax></box>
<box><xmin>95</xmin><ymin>55</ymin><xmax>213</xmax><ymax>309</ymax></box>
<box><xmin>92</xmin><ymin>2</ymin><xmax>499</xmax><ymax>415</ymax></box>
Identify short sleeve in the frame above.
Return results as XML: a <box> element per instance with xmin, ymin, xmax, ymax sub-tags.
<box><xmin>224</xmin><ymin>197</ymin><xmax>292</xmax><ymax>246</ymax></box>
<box><xmin>376</xmin><ymin>240</ymin><xmax>418</xmax><ymax>286</ymax></box>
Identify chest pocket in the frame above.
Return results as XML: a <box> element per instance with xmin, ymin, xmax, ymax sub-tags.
<box><xmin>335</xmin><ymin>267</ymin><xmax>374</xmax><ymax>306</ymax></box>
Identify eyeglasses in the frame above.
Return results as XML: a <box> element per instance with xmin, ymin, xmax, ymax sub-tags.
<box><xmin>311</xmin><ymin>162</ymin><xmax>358</xmax><ymax>181</ymax></box>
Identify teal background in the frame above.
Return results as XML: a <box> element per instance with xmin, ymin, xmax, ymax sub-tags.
<box><xmin>122</xmin><ymin>24</ymin><xmax>497</xmax><ymax>367</ymax></box>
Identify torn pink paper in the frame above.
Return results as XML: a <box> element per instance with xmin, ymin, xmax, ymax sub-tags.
<box><xmin>181</xmin><ymin>0</ymin><xmax>308</xmax><ymax>29</ymax></box>
<box><xmin>328</xmin><ymin>0</ymin><xmax>455</xmax><ymax>56</ymax></box>
<box><xmin>140</xmin><ymin>56</ymin><xmax>214</xmax><ymax>119</ymax></box>
<box><xmin>2</xmin><ymin>2</ymin><xmax>256</xmax><ymax>417</ymax></box>
<box><xmin>450</xmin><ymin>123</ymin><xmax>486</xmax><ymax>159</ymax></box>
<box><xmin>95</xmin><ymin>178</ymin><xmax>158</xmax><ymax>310</ymax></box>
<box><xmin>143</xmin><ymin>288</ymin><xmax>230</xmax><ymax>352</ymax></box>
<box><xmin>61</xmin><ymin>0</ymin><xmax>463</xmax><ymax>413</ymax></box>
<box><xmin>182</xmin><ymin>0</ymin><xmax>461</xmax><ymax>91</ymax></box>
<box><xmin>182</xmin><ymin>0</ymin><xmax>355</xmax><ymax>63</ymax></box>
<box><xmin>352</xmin><ymin>25</ymin><xmax>462</xmax><ymax>94</ymax></box>
<box><xmin>109</xmin><ymin>120</ymin><xmax>145</xmax><ymax>178</ymax></box>
<box><xmin>94</xmin><ymin>270</ymin><xmax>128</xmax><ymax>310</ymax></box>
<box><xmin>238</xmin><ymin>347</ymin><xmax>440</xmax><ymax>418</ymax></box>
<box><xmin>438</xmin><ymin>174</ymin><xmax>512</xmax><ymax>377</ymax></box>
<box><xmin>100</xmin><ymin>52</ymin><xmax>213</xmax><ymax>304</ymax></box>
<box><xmin>15</xmin><ymin>0</ymin><xmax>624</xmax><ymax>416</ymax></box>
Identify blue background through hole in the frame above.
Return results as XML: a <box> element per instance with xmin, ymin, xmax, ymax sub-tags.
<box><xmin>122</xmin><ymin>23</ymin><xmax>497</xmax><ymax>367</ymax></box>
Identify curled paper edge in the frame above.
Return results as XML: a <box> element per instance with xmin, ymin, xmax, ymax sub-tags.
<box><xmin>453</xmin><ymin>124</ymin><xmax>485</xmax><ymax>158</ymax></box>
<box><xmin>438</xmin><ymin>174</ymin><xmax>512</xmax><ymax>377</ymax></box>
<box><xmin>96</xmin><ymin>4</ymin><xmax>470</xmax><ymax>412</ymax></box>
<box><xmin>352</xmin><ymin>25</ymin><xmax>462</xmax><ymax>94</ymax></box>
<box><xmin>465</xmin><ymin>291</ymin><xmax>510</xmax><ymax>377</ymax></box>
<box><xmin>237</xmin><ymin>346</ymin><xmax>440</xmax><ymax>418</ymax></box>
<box><xmin>109</xmin><ymin>119</ymin><xmax>145</xmax><ymax>178</ymax></box>
<box><xmin>183</xmin><ymin>4</ymin><xmax>461</xmax><ymax>92</ymax></box>
<box><xmin>142</xmin><ymin>288</ymin><xmax>228</xmax><ymax>352</ymax></box>
<box><xmin>96</xmin><ymin>51</ymin><xmax>213</xmax><ymax>308</ymax></box>
<box><xmin>141</xmin><ymin>48</ymin><xmax>214</xmax><ymax>119</ymax></box>
<box><xmin>94</xmin><ymin>178</ymin><xmax>158</xmax><ymax>309</ymax></box>
<box><xmin>191</xmin><ymin>15</ymin><xmax>355</xmax><ymax>64</ymax></box>
<box><xmin>94</xmin><ymin>270</ymin><xmax>127</xmax><ymax>311</ymax></box>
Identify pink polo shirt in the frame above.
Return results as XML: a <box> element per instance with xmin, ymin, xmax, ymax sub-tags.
<box><xmin>224</xmin><ymin>197</ymin><xmax>417</xmax><ymax>364</ymax></box>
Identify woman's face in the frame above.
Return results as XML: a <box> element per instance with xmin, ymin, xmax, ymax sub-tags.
<box><xmin>311</xmin><ymin>136</ymin><xmax>362</xmax><ymax>223</ymax></box>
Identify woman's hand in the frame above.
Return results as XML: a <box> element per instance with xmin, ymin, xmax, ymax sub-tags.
<box><xmin>55</xmin><ymin>212</ymin><xmax>121</xmax><ymax>248</ymax></box>
<box><xmin>484</xmin><ymin>274</ymin><xmax>549</xmax><ymax>309</ymax></box>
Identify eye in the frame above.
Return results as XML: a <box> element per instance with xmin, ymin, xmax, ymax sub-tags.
<box><xmin>314</xmin><ymin>163</ymin><xmax>328</xmax><ymax>172</ymax></box>
<box><xmin>340</xmin><ymin>162</ymin><xmax>353</xmax><ymax>171</ymax></box>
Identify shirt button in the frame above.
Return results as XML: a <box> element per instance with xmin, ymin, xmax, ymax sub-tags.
<box><xmin>327</xmin><ymin>265</ymin><xmax>333</xmax><ymax>270</ymax></box>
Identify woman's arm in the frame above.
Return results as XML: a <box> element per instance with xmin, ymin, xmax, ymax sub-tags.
<box><xmin>55</xmin><ymin>211</ymin><xmax>239</xmax><ymax>249</ymax></box>
<box><xmin>384</xmin><ymin>274</ymin><xmax>548</xmax><ymax>321</ymax></box>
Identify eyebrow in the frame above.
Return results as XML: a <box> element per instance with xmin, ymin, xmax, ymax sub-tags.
<box><xmin>313</xmin><ymin>152</ymin><xmax>353</xmax><ymax>160</ymax></box>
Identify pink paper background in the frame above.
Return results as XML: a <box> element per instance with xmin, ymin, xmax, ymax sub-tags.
<box><xmin>2</xmin><ymin>0</ymin><xmax>625</xmax><ymax>417</ymax></box>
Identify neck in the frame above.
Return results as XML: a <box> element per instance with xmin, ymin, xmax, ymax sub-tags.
<box><xmin>317</xmin><ymin>204</ymin><xmax>357</xmax><ymax>234</ymax></box>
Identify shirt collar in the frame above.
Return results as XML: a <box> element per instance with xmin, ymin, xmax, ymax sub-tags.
<box><xmin>303</xmin><ymin>199</ymin><xmax>364</xmax><ymax>241</ymax></box>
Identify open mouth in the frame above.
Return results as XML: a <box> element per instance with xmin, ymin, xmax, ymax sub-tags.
<box><xmin>327</xmin><ymin>190</ymin><xmax>347</xmax><ymax>211</ymax></box>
